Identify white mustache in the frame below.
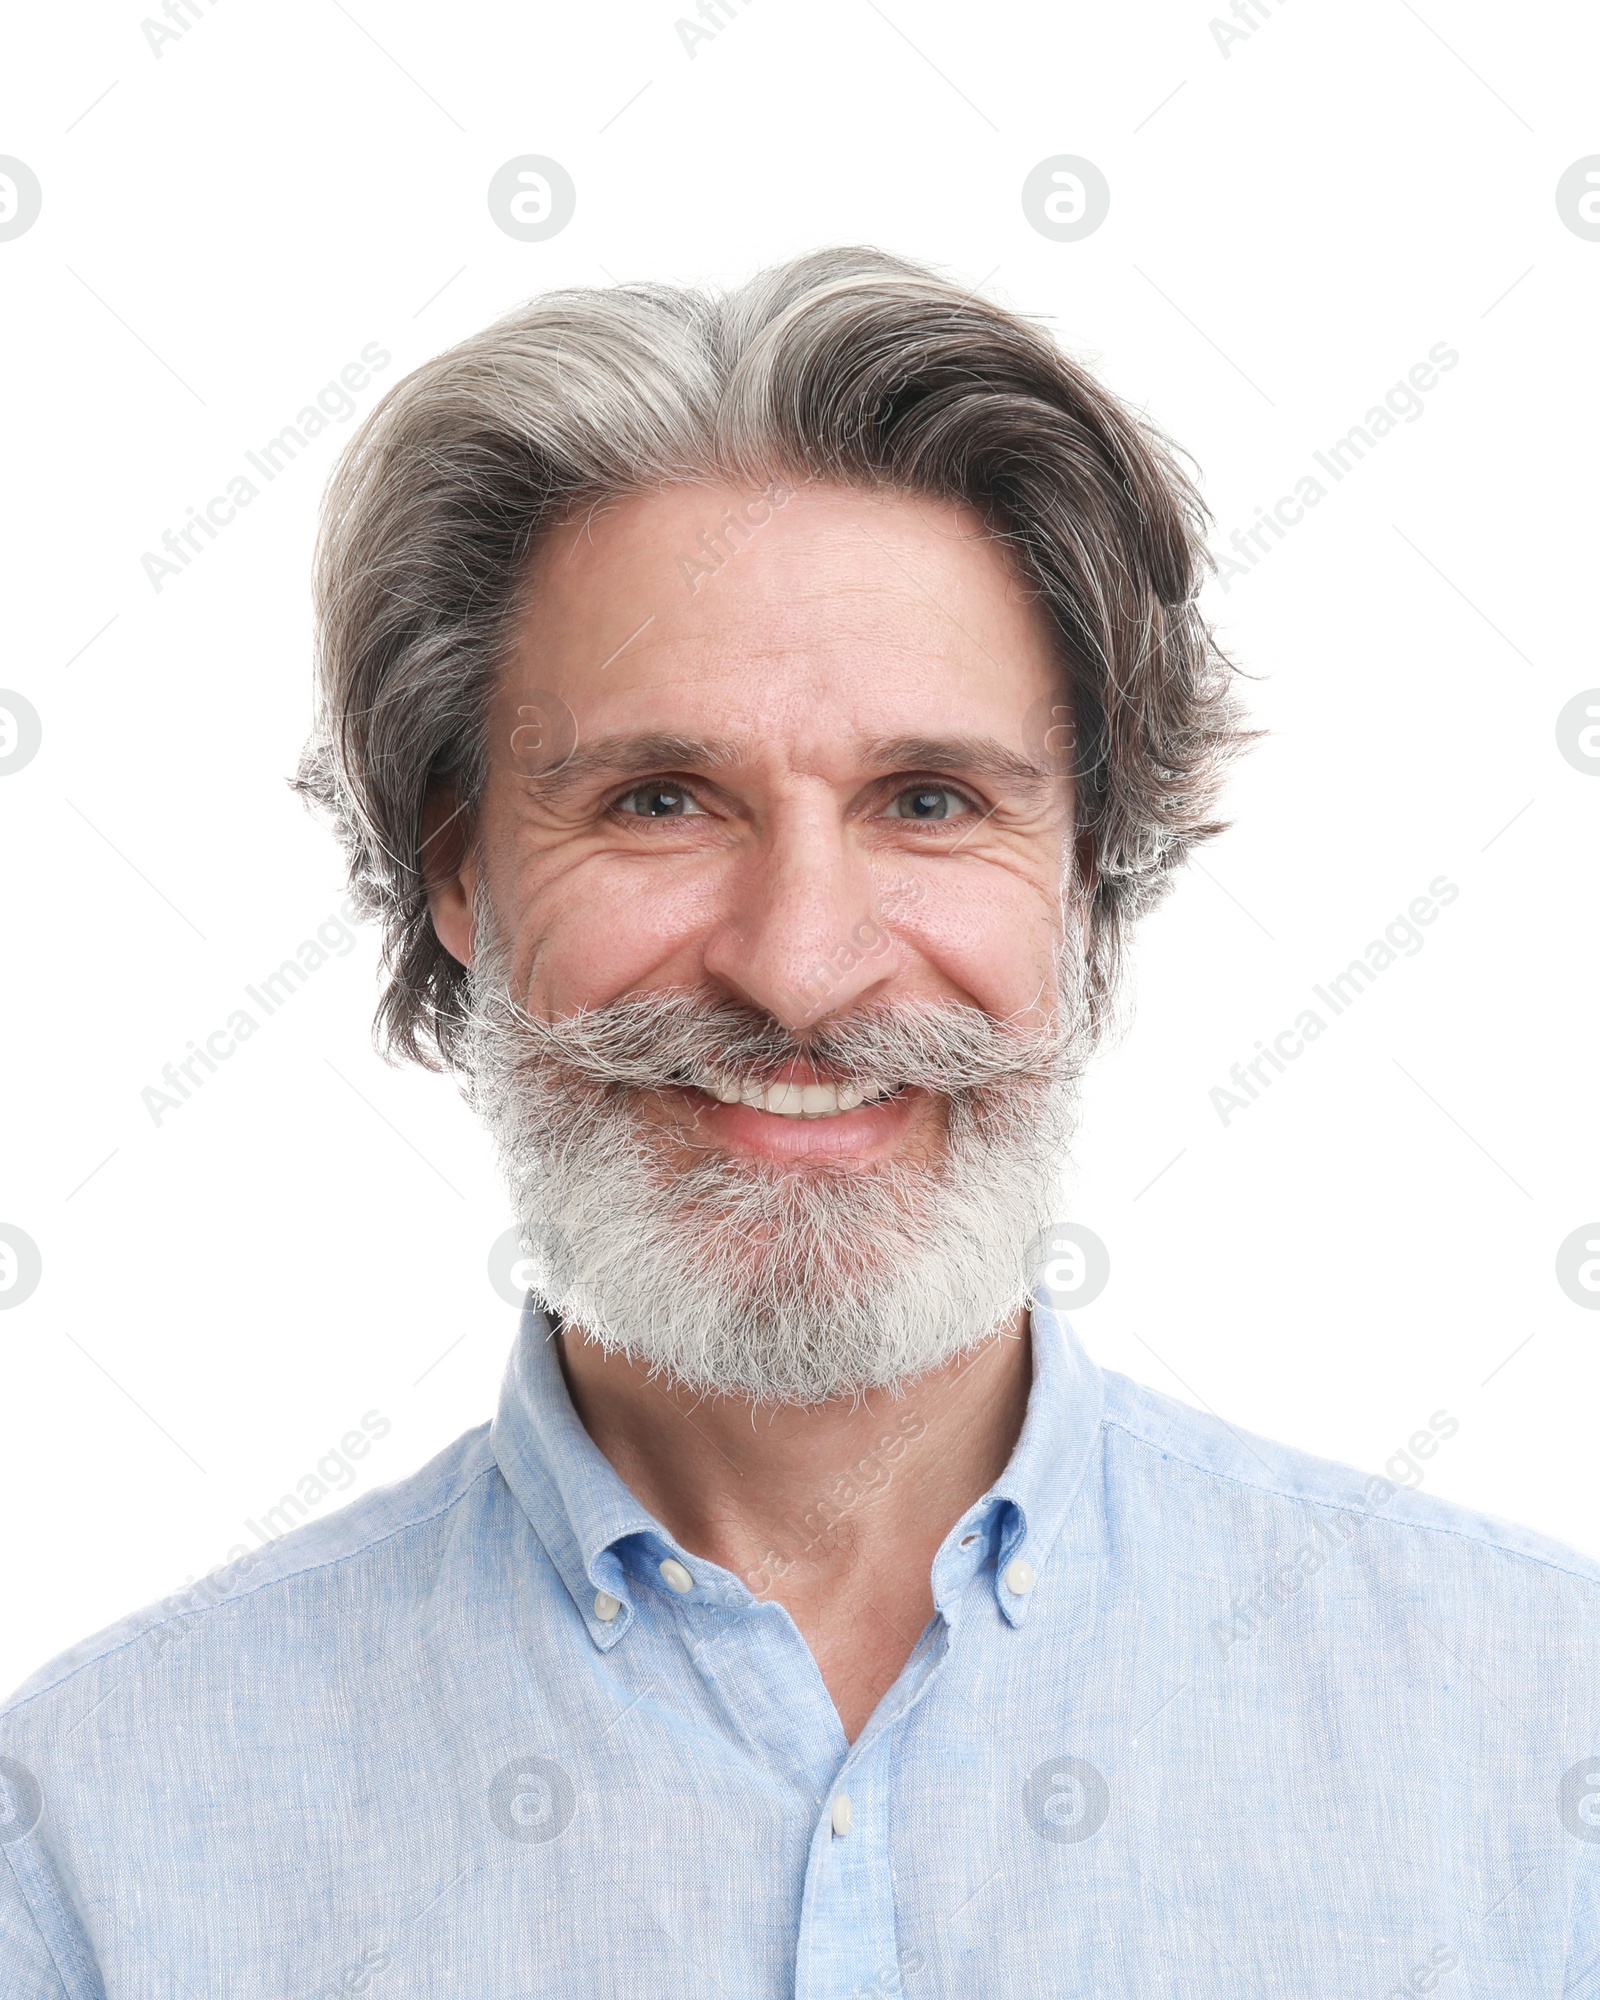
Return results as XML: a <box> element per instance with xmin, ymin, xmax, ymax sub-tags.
<box><xmin>463</xmin><ymin>988</ymin><xmax>1077</xmax><ymax>1099</ymax></box>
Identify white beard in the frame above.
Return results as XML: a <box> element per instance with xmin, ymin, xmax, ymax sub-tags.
<box><xmin>463</xmin><ymin>933</ymin><xmax>1093</xmax><ymax>1406</ymax></box>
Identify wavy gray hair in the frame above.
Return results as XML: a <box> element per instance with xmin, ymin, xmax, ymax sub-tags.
<box><xmin>296</xmin><ymin>245</ymin><xmax>1252</xmax><ymax>1069</ymax></box>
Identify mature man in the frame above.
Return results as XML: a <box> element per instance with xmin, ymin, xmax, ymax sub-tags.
<box><xmin>3</xmin><ymin>248</ymin><xmax>1597</xmax><ymax>1996</ymax></box>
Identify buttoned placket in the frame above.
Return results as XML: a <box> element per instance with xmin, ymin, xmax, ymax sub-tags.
<box><xmin>583</xmin><ymin>1512</ymin><xmax>1009</xmax><ymax>2000</ymax></box>
<box><xmin>794</xmin><ymin>1498</ymin><xmax>1046</xmax><ymax>2000</ymax></box>
<box><xmin>491</xmin><ymin>1296</ymin><xmax>1099</xmax><ymax>1999</ymax></box>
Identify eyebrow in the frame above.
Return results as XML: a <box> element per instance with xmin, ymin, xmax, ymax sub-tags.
<box><xmin>858</xmin><ymin>735</ymin><xmax>1057</xmax><ymax>791</ymax></box>
<box><xmin>516</xmin><ymin>729</ymin><xmax>1059</xmax><ymax>801</ymax></box>
<box><xmin>518</xmin><ymin>733</ymin><xmax>743</xmax><ymax>799</ymax></box>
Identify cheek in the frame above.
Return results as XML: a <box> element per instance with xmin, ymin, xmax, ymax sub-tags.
<box><xmin>506</xmin><ymin>856</ymin><xmax>727</xmax><ymax>1015</ymax></box>
<box><xmin>891</xmin><ymin>869</ymin><xmax>1065</xmax><ymax>1020</ymax></box>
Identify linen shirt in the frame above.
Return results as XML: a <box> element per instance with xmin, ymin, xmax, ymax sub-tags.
<box><xmin>4</xmin><ymin>1297</ymin><xmax>1600</xmax><ymax>1998</ymax></box>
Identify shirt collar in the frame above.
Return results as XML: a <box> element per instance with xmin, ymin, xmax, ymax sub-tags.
<box><xmin>490</xmin><ymin>1289</ymin><xmax>1105</xmax><ymax>1647</ymax></box>
<box><xmin>489</xmin><ymin>1303</ymin><xmax>665</xmax><ymax>1650</ymax></box>
<box><xmin>931</xmin><ymin>1292</ymin><xmax>1105</xmax><ymax>1628</ymax></box>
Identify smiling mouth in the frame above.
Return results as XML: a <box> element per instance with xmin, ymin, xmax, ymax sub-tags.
<box><xmin>689</xmin><ymin>1076</ymin><xmax>902</xmax><ymax>1119</ymax></box>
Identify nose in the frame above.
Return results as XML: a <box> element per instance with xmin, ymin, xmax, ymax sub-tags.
<box><xmin>700</xmin><ymin>811</ymin><xmax>902</xmax><ymax>1032</ymax></box>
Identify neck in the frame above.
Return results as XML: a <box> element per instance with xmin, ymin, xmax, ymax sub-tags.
<box><xmin>555</xmin><ymin>1308</ymin><xmax>1034</xmax><ymax>1600</ymax></box>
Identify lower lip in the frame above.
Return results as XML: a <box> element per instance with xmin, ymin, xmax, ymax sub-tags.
<box><xmin>667</xmin><ymin>1087</ymin><xmax>919</xmax><ymax>1160</ymax></box>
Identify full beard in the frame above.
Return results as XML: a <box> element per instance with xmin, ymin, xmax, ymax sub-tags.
<box><xmin>462</xmin><ymin>933</ymin><xmax>1095</xmax><ymax>1407</ymax></box>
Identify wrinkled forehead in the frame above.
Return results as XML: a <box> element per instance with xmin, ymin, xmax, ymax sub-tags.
<box><xmin>499</xmin><ymin>479</ymin><xmax>1067</xmax><ymax>751</ymax></box>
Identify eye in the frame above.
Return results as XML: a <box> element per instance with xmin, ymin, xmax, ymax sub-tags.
<box><xmin>614</xmin><ymin>782</ymin><xmax>708</xmax><ymax>819</ymax></box>
<box><xmin>882</xmin><ymin>784</ymin><xmax>975</xmax><ymax>823</ymax></box>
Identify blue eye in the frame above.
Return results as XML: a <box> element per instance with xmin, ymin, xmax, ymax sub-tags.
<box><xmin>617</xmin><ymin>784</ymin><xmax>705</xmax><ymax>818</ymax></box>
<box><xmin>885</xmin><ymin>785</ymin><xmax>970</xmax><ymax>821</ymax></box>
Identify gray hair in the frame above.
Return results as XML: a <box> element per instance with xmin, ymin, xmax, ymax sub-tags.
<box><xmin>295</xmin><ymin>245</ymin><xmax>1253</xmax><ymax>1069</ymax></box>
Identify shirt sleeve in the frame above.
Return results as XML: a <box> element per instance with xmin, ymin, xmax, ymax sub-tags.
<box><xmin>0</xmin><ymin>1851</ymin><xmax>70</xmax><ymax>2000</ymax></box>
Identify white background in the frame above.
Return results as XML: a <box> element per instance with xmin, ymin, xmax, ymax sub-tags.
<box><xmin>1</xmin><ymin>0</ymin><xmax>1596</xmax><ymax>1695</ymax></box>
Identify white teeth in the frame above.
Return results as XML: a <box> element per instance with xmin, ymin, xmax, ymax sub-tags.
<box><xmin>697</xmin><ymin>1075</ymin><xmax>893</xmax><ymax>1117</ymax></box>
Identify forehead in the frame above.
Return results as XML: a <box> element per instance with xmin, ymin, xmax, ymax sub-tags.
<box><xmin>501</xmin><ymin>481</ymin><xmax>1064</xmax><ymax>751</ymax></box>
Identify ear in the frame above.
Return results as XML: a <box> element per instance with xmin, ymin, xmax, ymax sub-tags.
<box><xmin>420</xmin><ymin>783</ymin><xmax>477</xmax><ymax>969</ymax></box>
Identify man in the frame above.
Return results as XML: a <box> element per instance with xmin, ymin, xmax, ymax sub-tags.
<box><xmin>2</xmin><ymin>247</ymin><xmax>1595</xmax><ymax>1996</ymax></box>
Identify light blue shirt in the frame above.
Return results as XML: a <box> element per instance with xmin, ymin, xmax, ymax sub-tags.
<box><xmin>4</xmin><ymin>1298</ymin><xmax>1599</xmax><ymax>1997</ymax></box>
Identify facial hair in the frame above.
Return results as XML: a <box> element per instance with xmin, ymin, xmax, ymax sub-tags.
<box><xmin>462</xmin><ymin>927</ymin><xmax>1094</xmax><ymax>1406</ymax></box>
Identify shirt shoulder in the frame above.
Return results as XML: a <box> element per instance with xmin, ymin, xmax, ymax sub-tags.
<box><xmin>1</xmin><ymin>1423</ymin><xmax>509</xmax><ymax>1726</ymax></box>
<box><xmin>1098</xmin><ymin>1365</ymin><xmax>1600</xmax><ymax>1592</ymax></box>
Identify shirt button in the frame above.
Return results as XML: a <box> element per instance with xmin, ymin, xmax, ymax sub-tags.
<box><xmin>1004</xmin><ymin>1557</ymin><xmax>1036</xmax><ymax>1595</ymax></box>
<box><xmin>658</xmin><ymin>1558</ymin><xmax>695</xmax><ymax>1594</ymax></box>
<box><xmin>831</xmin><ymin>1793</ymin><xmax>853</xmax><ymax>1837</ymax></box>
<box><xmin>593</xmin><ymin>1590</ymin><xmax>622</xmax><ymax>1622</ymax></box>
